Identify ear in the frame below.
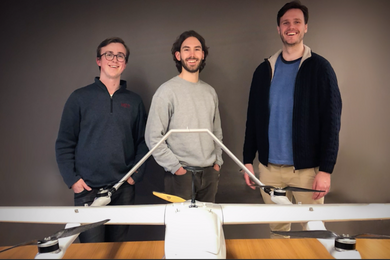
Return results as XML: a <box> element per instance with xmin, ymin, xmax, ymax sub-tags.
<box><xmin>175</xmin><ymin>51</ymin><xmax>181</xmax><ymax>61</ymax></box>
<box><xmin>304</xmin><ymin>23</ymin><xmax>308</xmax><ymax>33</ymax></box>
<box><xmin>202</xmin><ymin>51</ymin><xmax>204</xmax><ymax>60</ymax></box>
<box><xmin>277</xmin><ymin>26</ymin><xmax>281</xmax><ymax>35</ymax></box>
<box><xmin>96</xmin><ymin>57</ymin><xmax>102</xmax><ymax>67</ymax></box>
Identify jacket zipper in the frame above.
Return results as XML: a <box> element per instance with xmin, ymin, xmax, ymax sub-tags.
<box><xmin>110</xmin><ymin>95</ymin><xmax>113</xmax><ymax>114</ymax></box>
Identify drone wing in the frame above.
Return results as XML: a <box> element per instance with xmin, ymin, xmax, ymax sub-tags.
<box><xmin>0</xmin><ymin>205</ymin><xmax>167</xmax><ymax>225</ymax></box>
<box><xmin>220</xmin><ymin>203</ymin><xmax>390</xmax><ymax>224</ymax></box>
<box><xmin>1</xmin><ymin>203</ymin><xmax>390</xmax><ymax>226</ymax></box>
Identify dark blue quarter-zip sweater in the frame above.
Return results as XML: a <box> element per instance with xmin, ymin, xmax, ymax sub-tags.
<box><xmin>55</xmin><ymin>77</ymin><xmax>149</xmax><ymax>188</ymax></box>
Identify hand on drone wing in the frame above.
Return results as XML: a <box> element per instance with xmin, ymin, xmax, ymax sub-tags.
<box><xmin>312</xmin><ymin>171</ymin><xmax>331</xmax><ymax>200</ymax></box>
<box><xmin>243</xmin><ymin>164</ymin><xmax>256</xmax><ymax>190</ymax></box>
<box><xmin>71</xmin><ymin>178</ymin><xmax>92</xmax><ymax>193</ymax></box>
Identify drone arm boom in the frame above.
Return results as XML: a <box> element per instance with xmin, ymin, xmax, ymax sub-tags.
<box><xmin>112</xmin><ymin>129</ymin><xmax>266</xmax><ymax>193</ymax></box>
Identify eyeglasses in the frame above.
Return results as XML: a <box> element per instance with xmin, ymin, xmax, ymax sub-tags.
<box><xmin>99</xmin><ymin>52</ymin><xmax>126</xmax><ymax>62</ymax></box>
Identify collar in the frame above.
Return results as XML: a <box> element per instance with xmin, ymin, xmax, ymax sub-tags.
<box><xmin>94</xmin><ymin>77</ymin><xmax>127</xmax><ymax>92</ymax></box>
<box><xmin>267</xmin><ymin>45</ymin><xmax>312</xmax><ymax>79</ymax></box>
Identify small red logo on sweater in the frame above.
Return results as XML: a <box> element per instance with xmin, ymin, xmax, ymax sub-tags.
<box><xmin>121</xmin><ymin>103</ymin><xmax>131</xmax><ymax>108</ymax></box>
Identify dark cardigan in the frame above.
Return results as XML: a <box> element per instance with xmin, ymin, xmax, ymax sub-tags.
<box><xmin>243</xmin><ymin>51</ymin><xmax>342</xmax><ymax>173</ymax></box>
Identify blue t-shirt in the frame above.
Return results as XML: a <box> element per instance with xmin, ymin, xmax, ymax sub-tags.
<box><xmin>268</xmin><ymin>54</ymin><xmax>301</xmax><ymax>165</ymax></box>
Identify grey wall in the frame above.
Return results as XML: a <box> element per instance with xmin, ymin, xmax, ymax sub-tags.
<box><xmin>1</xmin><ymin>0</ymin><xmax>389</xmax><ymax>247</ymax></box>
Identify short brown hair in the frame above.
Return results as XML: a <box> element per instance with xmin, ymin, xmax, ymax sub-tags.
<box><xmin>96</xmin><ymin>37</ymin><xmax>130</xmax><ymax>64</ymax></box>
<box><xmin>277</xmin><ymin>1</ymin><xmax>309</xmax><ymax>26</ymax></box>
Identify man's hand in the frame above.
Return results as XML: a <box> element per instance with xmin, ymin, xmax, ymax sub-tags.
<box><xmin>71</xmin><ymin>178</ymin><xmax>92</xmax><ymax>193</ymax></box>
<box><xmin>175</xmin><ymin>167</ymin><xmax>187</xmax><ymax>175</ymax></box>
<box><xmin>312</xmin><ymin>171</ymin><xmax>331</xmax><ymax>200</ymax></box>
<box><xmin>127</xmin><ymin>177</ymin><xmax>135</xmax><ymax>185</ymax></box>
<box><xmin>213</xmin><ymin>164</ymin><xmax>220</xmax><ymax>172</ymax></box>
<box><xmin>243</xmin><ymin>163</ymin><xmax>256</xmax><ymax>190</ymax></box>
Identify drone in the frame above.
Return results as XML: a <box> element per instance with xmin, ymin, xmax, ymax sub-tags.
<box><xmin>0</xmin><ymin>129</ymin><xmax>389</xmax><ymax>259</ymax></box>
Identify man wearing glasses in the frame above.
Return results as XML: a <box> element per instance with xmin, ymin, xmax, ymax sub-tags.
<box><xmin>55</xmin><ymin>37</ymin><xmax>148</xmax><ymax>243</ymax></box>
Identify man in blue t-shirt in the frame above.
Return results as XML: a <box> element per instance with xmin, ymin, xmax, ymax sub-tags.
<box><xmin>242</xmin><ymin>1</ymin><xmax>342</xmax><ymax>237</ymax></box>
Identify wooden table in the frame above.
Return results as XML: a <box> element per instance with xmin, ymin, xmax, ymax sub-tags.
<box><xmin>1</xmin><ymin>238</ymin><xmax>390</xmax><ymax>259</ymax></box>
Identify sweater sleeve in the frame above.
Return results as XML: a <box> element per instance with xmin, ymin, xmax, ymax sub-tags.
<box><xmin>145</xmin><ymin>95</ymin><xmax>182</xmax><ymax>174</ymax></box>
<box><xmin>55</xmin><ymin>92</ymin><xmax>81</xmax><ymax>188</ymax></box>
<box><xmin>243</xmin><ymin>66</ymin><xmax>261</xmax><ymax>164</ymax></box>
<box><xmin>213</xmin><ymin>94</ymin><xmax>224</xmax><ymax>167</ymax></box>
<box><xmin>318</xmin><ymin>60</ymin><xmax>342</xmax><ymax>173</ymax></box>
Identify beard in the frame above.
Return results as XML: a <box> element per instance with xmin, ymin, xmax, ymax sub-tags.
<box><xmin>280</xmin><ymin>32</ymin><xmax>305</xmax><ymax>47</ymax></box>
<box><xmin>181</xmin><ymin>58</ymin><xmax>203</xmax><ymax>73</ymax></box>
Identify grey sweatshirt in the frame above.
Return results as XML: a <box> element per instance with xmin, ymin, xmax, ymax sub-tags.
<box><xmin>145</xmin><ymin>76</ymin><xmax>223</xmax><ymax>174</ymax></box>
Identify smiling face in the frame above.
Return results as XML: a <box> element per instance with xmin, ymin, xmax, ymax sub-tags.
<box><xmin>277</xmin><ymin>8</ymin><xmax>308</xmax><ymax>47</ymax></box>
<box><xmin>175</xmin><ymin>36</ymin><xmax>204</xmax><ymax>74</ymax></box>
<box><xmin>96</xmin><ymin>42</ymin><xmax>127</xmax><ymax>81</ymax></box>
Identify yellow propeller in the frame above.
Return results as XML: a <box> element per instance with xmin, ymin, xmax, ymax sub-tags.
<box><xmin>152</xmin><ymin>191</ymin><xmax>186</xmax><ymax>203</ymax></box>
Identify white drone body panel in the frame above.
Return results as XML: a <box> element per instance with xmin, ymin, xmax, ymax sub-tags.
<box><xmin>164</xmin><ymin>201</ymin><xmax>226</xmax><ymax>259</ymax></box>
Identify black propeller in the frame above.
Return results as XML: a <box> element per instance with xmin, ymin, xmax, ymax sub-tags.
<box><xmin>239</xmin><ymin>169</ymin><xmax>324</xmax><ymax>193</ymax></box>
<box><xmin>250</xmin><ymin>184</ymin><xmax>325</xmax><ymax>193</ymax></box>
<box><xmin>272</xmin><ymin>230</ymin><xmax>390</xmax><ymax>239</ymax></box>
<box><xmin>0</xmin><ymin>219</ymin><xmax>110</xmax><ymax>253</ymax></box>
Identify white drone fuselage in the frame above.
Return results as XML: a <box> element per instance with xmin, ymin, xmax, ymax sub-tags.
<box><xmin>164</xmin><ymin>201</ymin><xmax>225</xmax><ymax>259</ymax></box>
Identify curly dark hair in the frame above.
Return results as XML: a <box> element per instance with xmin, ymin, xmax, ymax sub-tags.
<box><xmin>171</xmin><ymin>30</ymin><xmax>209</xmax><ymax>73</ymax></box>
<box><xmin>277</xmin><ymin>1</ymin><xmax>309</xmax><ymax>26</ymax></box>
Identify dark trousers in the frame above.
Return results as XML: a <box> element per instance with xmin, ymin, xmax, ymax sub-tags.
<box><xmin>74</xmin><ymin>182</ymin><xmax>135</xmax><ymax>243</ymax></box>
<box><xmin>164</xmin><ymin>166</ymin><xmax>220</xmax><ymax>203</ymax></box>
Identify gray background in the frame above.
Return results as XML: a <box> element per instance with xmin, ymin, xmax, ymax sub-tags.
<box><xmin>0</xmin><ymin>0</ymin><xmax>389</xmax><ymax>247</ymax></box>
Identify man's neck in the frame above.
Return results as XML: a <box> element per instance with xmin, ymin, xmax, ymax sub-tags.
<box><xmin>282</xmin><ymin>43</ymin><xmax>305</xmax><ymax>61</ymax></box>
<box><xmin>100</xmin><ymin>76</ymin><xmax>121</xmax><ymax>95</ymax></box>
<box><xmin>179</xmin><ymin>69</ymin><xmax>199</xmax><ymax>83</ymax></box>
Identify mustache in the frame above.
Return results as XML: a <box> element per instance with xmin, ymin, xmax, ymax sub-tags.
<box><xmin>185</xmin><ymin>57</ymin><xmax>199</xmax><ymax>61</ymax></box>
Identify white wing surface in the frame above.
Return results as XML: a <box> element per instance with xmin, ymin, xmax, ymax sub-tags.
<box><xmin>1</xmin><ymin>203</ymin><xmax>390</xmax><ymax>226</ymax></box>
<box><xmin>220</xmin><ymin>203</ymin><xmax>390</xmax><ymax>224</ymax></box>
<box><xmin>0</xmin><ymin>205</ymin><xmax>166</xmax><ymax>225</ymax></box>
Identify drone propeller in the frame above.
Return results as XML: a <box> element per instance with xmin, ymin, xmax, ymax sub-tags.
<box><xmin>250</xmin><ymin>184</ymin><xmax>325</xmax><ymax>193</ymax></box>
<box><xmin>153</xmin><ymin>191</ymin><xmax>186</xmax><ymax>203</ymax></box>
<box><xmin>272</xmin><ymin>230</ymin><xmax>390</xmax><ymax>239</ymax></box>
<box><xmin>0</xmin><ymin>219</ymin><xmax>110</xmax><ymax>253</ymax></box>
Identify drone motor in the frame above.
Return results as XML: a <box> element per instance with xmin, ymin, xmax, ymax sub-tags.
<box><xmin>37</xmin><ymin>239</ymin><xmax>60</xmax><ymax>254</ymax></box>
<box><xmin>334</xmin><ymin>235</ymin><xmax>357</xmax><ymax>252</ymax></box>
